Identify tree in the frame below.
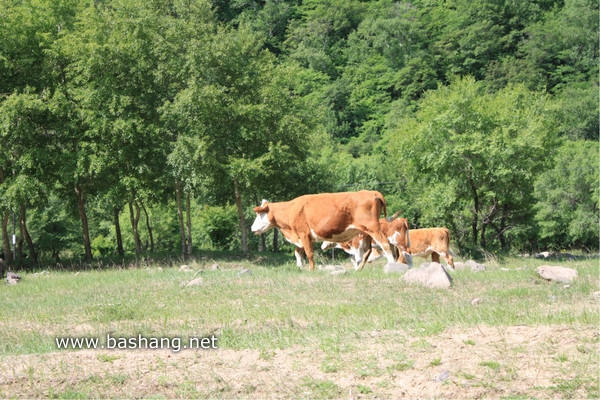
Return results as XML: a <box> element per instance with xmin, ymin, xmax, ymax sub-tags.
<box><xmin>164</xmin><ymin>26</ymin><xmax>312</xmax><ymax>253</ymax></box>
<box><xmin>54</xmin><ymin>0</ymin><xmax>192</xmax><ymax>258</ymax></box>
<box><xmin>0</xmin><ymin>92</ymin><xmax>54</xmax><ymax>265</ymax></box>
<box><xmin>385</xmin><ymin>77</ymin><xmax>559</xmax><ymax>250</ymax></box>
<box><xmin>534</xmin><ymin>140</ymin><xmax>599</xmax><ymax>250</ymax></box>
<box><xmin>285</xmin><ymin>0</ymin><xmax>366</xmax><ymax>77</ymax></box>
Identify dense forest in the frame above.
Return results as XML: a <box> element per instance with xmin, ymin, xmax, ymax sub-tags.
<box><xmin>0</xmin><ymin>0</ymin><xmax>598</xmax><ymax>270</ymax></box>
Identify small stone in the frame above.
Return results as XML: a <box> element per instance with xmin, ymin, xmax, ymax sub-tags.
<box><xmin>466</xmin><ymin>260</ymin><xmax>486</xmax><ymax>272</ymax></box>
<box><xmin>179</xmin><ymin>265</ymin><xmax>191</xmax><ymax>271</ymax></box>
<box><xmin>6</xmin><ymin>278</ymin><xmax>18</xmax><ymax>285</ymax></box>
<box><xmin>238</xmin><ymin>268</ymin><xmax>252</xmax><ymax>276</ymax></box>
<box><xmin>321</xmin><ymin>264</ymin><xmax>346</xmax><ymax>272</ymax></box>
<box><xmin>383</xmin><ymin>262</ymin><xmax>410</xmax><ymax>274</ymax></box>
<box><xmin>211</xmin><ymin>263</ymin><xmax>221</xmax><ymax>270</ymax></box>
<box><xmin>453</xmin><ymin>262</ymin><xmax>468</xmax><ymax>271</ymax></box>
<box><xmin>6</xmin><ymin>271</ymin><xmax>20</xmax><ymax>281</ymax></box>
<box><xmin>471</xmin><ymin>298</ymin><xmax>482</xmax><ymax>306</ymax></box>
<box><xmin>186</xmin><ymin>278</ymin><xmax>203</xmax><ymax>286</ymax></box>
<box><xmin>433</xmin><ymin>370</ymin><xmax>450</xmax><ymax>383</ymax></box>
<box><xmin>331</xmin><ymin>269</ymin><xmax>347</xmax><ymax>275</ymax></box>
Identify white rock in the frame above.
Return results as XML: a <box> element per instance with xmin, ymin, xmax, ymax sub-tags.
<box><xmin>186</xmin><ymin>278</ymin><xmax>203</xmax><ymax>286</ymax></box>
<box><xmin>403</xmin><ymin>262</ymin><xmax>452</xmax><ymax>289</ymax></box>
<box><xmin>536</xmin><ymin>265</ymin><xmax>578</xmax><ymax>283</ymax></box>
<box><xmin>383</xmin><ymin>262</ymin><xmax>410</xmax><ymax>274</ymax></box>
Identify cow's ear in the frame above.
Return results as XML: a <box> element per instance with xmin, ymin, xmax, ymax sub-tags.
<box><xmin>254</xmin><ymin>203</ymin><xmax>269</xmax><ymax>213</ymax></box>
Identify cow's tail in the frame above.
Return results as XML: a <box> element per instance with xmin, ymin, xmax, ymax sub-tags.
<box><xmin>443</xmin><ymin>227</ymin><xmax>457</xmax><ymax>255</ymax></box>
<box><xmin>375</xmin><ymin>192</ymin><xmax>387</xmax><ymax>219</ymax></box>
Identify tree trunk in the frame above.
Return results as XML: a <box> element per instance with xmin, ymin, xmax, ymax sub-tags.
<box><xmin>273</xmin><ymin>229</ymin><xmax>279</xmax><ymax>253</ymax></box>
<box><xmin>52</xmin><ymin>249</ymin><xmax>61</xmax><ymax>263</ymax></box>
<box><xmin>1</xmin><ymin>210</ymin><xmax>12</xmax><ymax>266</ymax></box>
<box><xmin>480</xmin><ymin>220</ymin><xmax>487</xmax><ymax>248</ymax></box>
<box><xmin>185</xmin><ymin>192</ymin><xmax>193</xmax><ymax>256</ymax></box>
<box><xmin>128</xmin><ymin>198</ymin><xmax>141</xmax><ymax>255</ymax></box>
<box><xmin>140</xmin><ymin>202</ymin><xmax>154</xmax><ymax>252</ymax></box>
<box><xmin>175</xmin><ymin>179</ymin><xmax>186</xmax><ymax>258</ymax></box>
<box><xmin>75</xmin><ymin>185</ymin><xmax>93</xmax><ymax>261</ymax></box>
<box><xmin>19</xmin><ymin>204</ymin><xmax>38</xmax><ymax>263</ymax></box>
<box><xmin>260</xmin><ymin>233</ymin><xmax>266</xmax><ymax>252</ymax></box>
<box><xmin>16</xmin><ymin>233</ymin><xmax>23</xmax><ymax>263</ymax></box>
<box><xmin>233</xmin><ymin>178</ymin><xmax>248</xmax><ymax>253</ymax></box>
<box><xmin>468</xmin><ymin>177</ymin><xmax>480</xmax><ymax>246</ymax></box>
<box><xmin>114</xmin><ymin>206</ymin><xmax>125</xmax><ymax>256</ymax></box>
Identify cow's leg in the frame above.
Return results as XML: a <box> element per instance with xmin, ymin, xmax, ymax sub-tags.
<box><xmin>431</xmin><ymin>252</ymin><xmax>440</xmax><ymax>264</ymax></box>
<box><xmin>355</xmin><ymin>235</ymin><xmax>372</xmax><ymax>271</ymax></box>
<box><xmin>302</xmin><ymin>238</ymin><xmax>316</xmax><ymax>271</ymax></box>
<box><xmin>294</xmin><ymin>247</ymin><xmax>305</xmax><ymax>267</ymax></box>
<box><xmin>368</xmin><ymin>230</ymin><xmax>396</xmax><ymax>264</ymax></box>
<box><xmin>445</xmin><ymin>253</ymin><xmax>455</xmax><ymax>269</ymax></box>
<box><xmin>396</xmin><ymin>250</ymin><xmax>414</xmax><ymax>267</ymax></box>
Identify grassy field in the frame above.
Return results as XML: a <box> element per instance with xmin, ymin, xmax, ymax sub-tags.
<box><xmin>1</xmin><ymin>252</ymin><xmax>598</xmax><ymax>398</ymax></box>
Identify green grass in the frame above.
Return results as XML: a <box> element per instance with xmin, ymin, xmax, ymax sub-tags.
<box><xmin>1</xmin><ymin>253</ymin><xmax>598</xmax><ymax>399</ymax></box>
<box><xmin>1</xmin><ymin>254</ymin><xmax>598</xmax><ymax>356</ymax></box>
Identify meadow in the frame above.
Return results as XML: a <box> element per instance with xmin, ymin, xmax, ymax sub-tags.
<box><xmin>1</xmin><ymin>252</ymin><xmax>598</xmax><ymax>398</ymax></box>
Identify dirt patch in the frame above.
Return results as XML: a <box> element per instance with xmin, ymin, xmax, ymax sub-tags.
<box><xmin>1</xmin><ymin>324</ymin><xmax>597</xmax><ymax>398</ymax></box>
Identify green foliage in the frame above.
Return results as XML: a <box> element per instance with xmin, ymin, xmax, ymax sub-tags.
<box><xmin>386</xmin><ymin>77</ymin><xmax>560</xmax><ymax>250</ymax></box>
<box><xmin>197</xmin><ymin>205</ymin><xmax>239</xmax><ymax>250</ymax></box>
<box><xmin>534</xmin><ymin>140</ymin><xmax>599</xmax><ymax>250</ymax></box>
<box><xmin>0</xmin><ymin>0</ymin><xmax>597</xmax><ymax>263</ymax></box>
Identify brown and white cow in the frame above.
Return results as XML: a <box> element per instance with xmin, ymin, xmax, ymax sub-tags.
<box><xmin>251</xmin><ymin>190</ymin><xmax>397</xmax><ymax>271</ymax></box>
<box><xmin>321</xmin><ymin>217</ymin><xmax>413</xmax><ymax>270</ymax></box>
<box><xmin>398</xmin><ymin>228</ymin><xmax>455</xmax><ymax>269</ymax></box>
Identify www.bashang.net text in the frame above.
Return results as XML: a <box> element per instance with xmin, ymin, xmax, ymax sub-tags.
<box><xmin>55</xmin><ymin>334</ymin><xmax>218</xmax><ymax>352</ymax></box>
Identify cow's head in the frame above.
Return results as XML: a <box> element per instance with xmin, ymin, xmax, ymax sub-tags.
<box><xmin>251</xmin><ymin>199</ymin><xmax>273</xmax><ymax>234</ymax></box>
<box><xmin>388</xmin><ymin>218</ymin><xmax>413</xmax><ymax>267</ymax></box>
<box><xmin>388</xmin><ymin>218</ymin><xmax>410</xmax><ymax>250</ymax></box>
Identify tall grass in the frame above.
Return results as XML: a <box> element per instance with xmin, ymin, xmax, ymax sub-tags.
<box><xmin>0</xmin><ymin>254</ymin><xmax>598</xmax><ymax>356</ymax></box>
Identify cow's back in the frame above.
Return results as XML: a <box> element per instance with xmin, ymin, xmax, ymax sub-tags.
<box><xmin>302</xmin><ymin>191</ymin><xmax>385</xmax><ymax>239</ymax></box>
<box><xmin>409</xmin><ymin>228</ymin><xmax>450</xmax><ymax>252</ymax></box>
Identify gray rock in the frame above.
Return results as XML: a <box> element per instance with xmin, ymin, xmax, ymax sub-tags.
<box><xmin>6</xmin><ymin>278</ymin><xmax>18</xmax><ymax>285</ymax></box>
<box><xmin>433</xmin><ymin>370</ymin><xmax>450</xmax><ymax>383</ymax></box>
<box><xmin>536</xmin><ymin>265</ymin><xmax>578</xmax><ymax>283</ymax></box>
<box><xmin>210</xmin><ymin>263</ymin><xmax>221</xmax><ymax>270</ymax></box>
<box><xmin>455</xmin><ymin>260</ymin><xmax>485</xmax><ymax>272</ymax></box>
<box><xmin>466</xmin><ymin>260</ymin><xmax>486</xmax><ymax>272</ymax></box>
<box><xmin>179</xmin><ymin>264</ymin><xmax>192</xmax><ymax>271</ymax></box>
<box><xmin>238</xmin><ymin>268</ymin><xmax>252</xmax><ymax>276</ymax></box>
<box><xmin>6</xmin><ymin>271</ymin><xmax>20</xmax><ymax>281</ymax></box>
<box><xmin>330</xmin><ymin>269</ymin><xmax>347</xmax><ymax>275</ymax></box>
<box><xmin>534</xmin><ymin>251</ymin><xmax>553</xmax><ymax>259</ymax></box>
<box><xmin>321</xmin><ymin>264</ymin><xmax>346</xmax><ymax>272</ymax></box>
<box><xmin>453</xmin><ymin>261</ymin><xmax>468</xmax><ymax>271</ymax></box>
<box><xmin>383</xmin><ymin>262</ymin><xmax>410</xmax><ymax>274</ymax></box>
<box><xmin>403</xmin><ymin>262</ymin><xmax>452</xmax><ymax>289</ymax></box>
<box><xmin>186</xmin><ymin>277</ymin><xmax>203</xmax><ymax>286</ymax></box>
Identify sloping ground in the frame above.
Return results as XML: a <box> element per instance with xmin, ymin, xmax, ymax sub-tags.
<box><xmin>1</xmin><ymin>324</ymin><xmax>597</xmax><ymax>399</ymax></box>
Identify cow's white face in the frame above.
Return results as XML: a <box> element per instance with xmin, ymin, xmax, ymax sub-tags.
<box><xmin>251</xmin><ymin>211</ymin><xmax>272</xmax><ymax>234</ymax></box>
